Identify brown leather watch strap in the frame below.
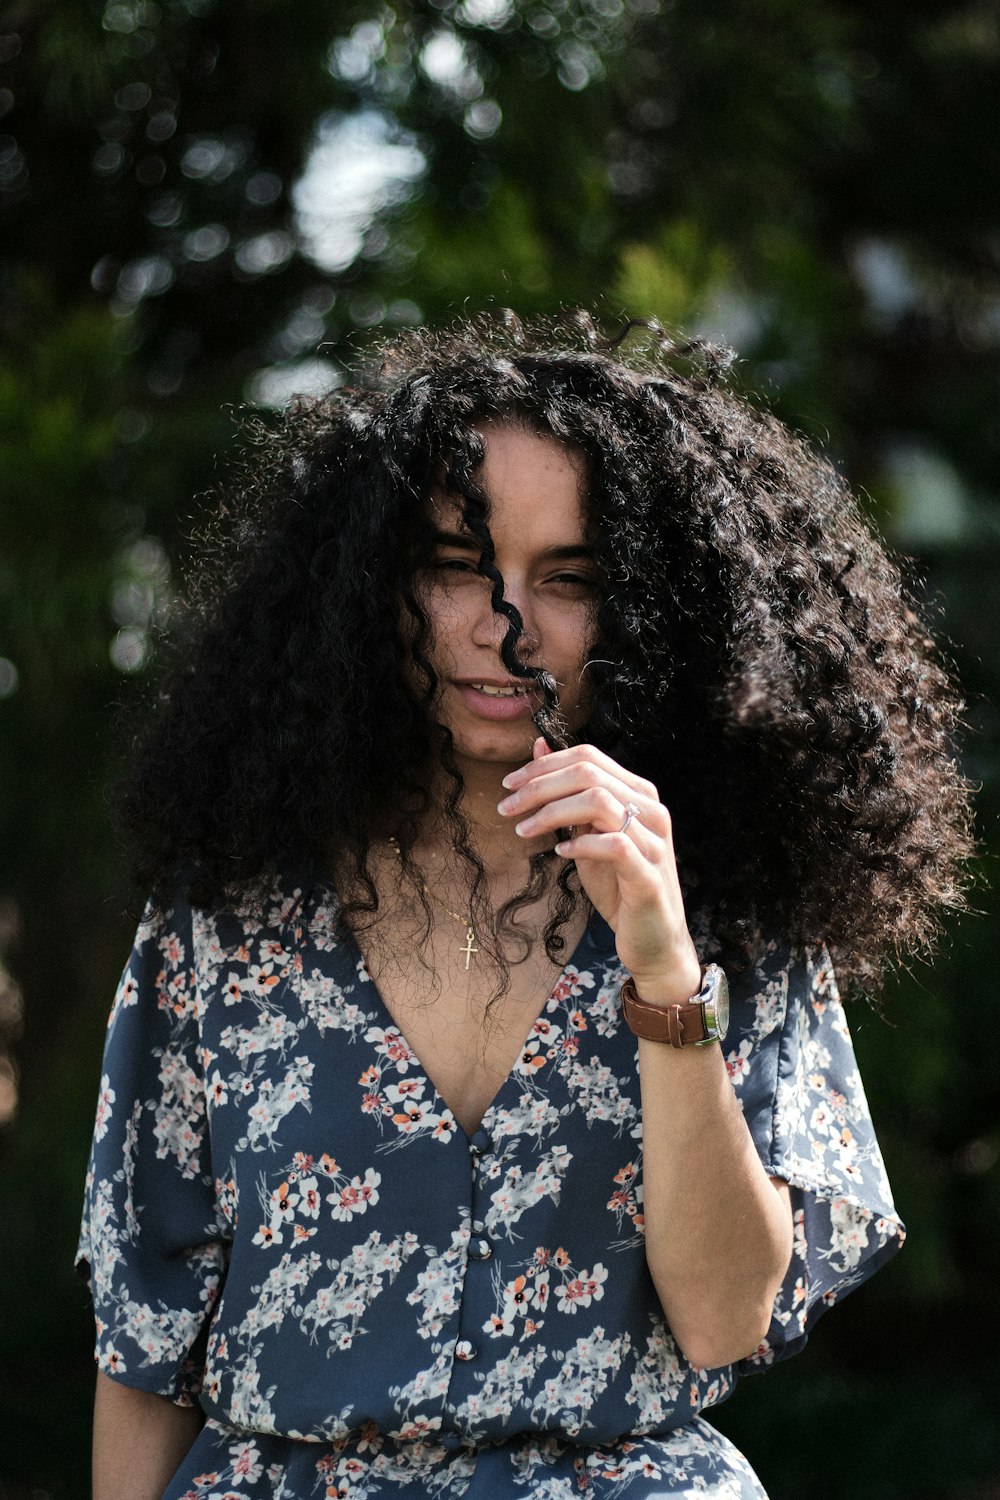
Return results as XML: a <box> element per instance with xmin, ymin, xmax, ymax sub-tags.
<box><xmin>620</xmin><ymin>975</ymin><xmax>710</xmax><ymax>1046</ymax></box>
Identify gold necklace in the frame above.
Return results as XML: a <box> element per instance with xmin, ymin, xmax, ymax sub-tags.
<box><xmin>387</xmin><ymin>838</ymin><xmax>479</xmax><ymax>970</ymax></box>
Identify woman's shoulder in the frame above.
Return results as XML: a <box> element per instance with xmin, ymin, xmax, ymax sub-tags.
<box><xmin>141</xmin><ymin>870</ymin><xmax>343</xmax><ymax>966</ymax></box>
<box><xmin>688</xmin><ymin>904</ymin><xmax>837</xmax><ymax>989</ymax></box>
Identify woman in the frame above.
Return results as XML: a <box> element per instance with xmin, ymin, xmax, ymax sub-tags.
<box><xmin>77</xmin><ymin>312</ymin><xmax>972</xmax><ymax>1499</ymax></box>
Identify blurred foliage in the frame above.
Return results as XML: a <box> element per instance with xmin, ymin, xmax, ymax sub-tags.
<box><xmin>1</xmin><ymin>0</ymin><xmax>999</xmax><ymax>1496</ymax></box>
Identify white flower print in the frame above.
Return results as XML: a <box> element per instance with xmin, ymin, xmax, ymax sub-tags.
<box><xmin>228</xmin><ymin>1438</ymin><xmax>264</xmax><ymax>1485</ymax></box>
<box><xmin>225</xmin><ymin>1349</ymin><xmax>278</xmax><ymax>1432</ymax></box>
<box><xmin>484</xmin><ymin>1306</ymin><xmax>516</xmax><ymax>1339</ymax></box>
<box><xmin>364</xmin><ymin>1024</ymin><xmax>417</xmax><ymax>1072</ymax></box>
<box><xmin>606</xmin><ymin>1159</ymin><xmax>644</xmax><ymax>1248</ymax></box>
<box><xmin>824</xmin><ymin>1195</ymin><xmax>872</xmax><ymax>1271</ymax></box>
<box><xmin>207</xmin><ymin>1070</ymin><xmax>229</xmax><ymax>1109</ymax></box>
<box><xmin>120</xmin><ymin>1100</ymin><xmax>142</xmax><ymax>1241</ymax></box>
<box><xmin>553</xmin><ymin>1261</ymin><xmax>607</xmax><ymax>1314</ymax></box>
<box><xmin>353</xmin><ymin>1024</ymin><xmax>463</xmax><ymax>1151</ymax></box>
<box><xmin>489</xmin><ymin>1091</ymin><xmax>563</xmax><ymax>1148</ymax></box>
<box><xmin>328</xmin><ymin>1167</ymin><xmax>380</xmax><ymax>1221</ymax></box>
<box><xmin>247</xmin><ymin>961</ymin><xmax>283</xmax><ymax>999</ymax></box>
<box><xmin>483</xmin><ymin>1244</ymin><xmax>611</xmax><ymax>1344</ymax></box>
<box><xmin>219</xmin><ymin>1008</ymin><xmax>302</xmax><ymax>1063</ymax></box>
<box><xmin>215</xmin><ymin>1169</ymin><xmax>239</xmax><ymax>1229</ymax></box>
<box><xmin>239</xmin><ymin>1056</ymin><xmax>314</xmax><ymax>1152</ymax></box>
<box><xmin>563</xmin><ymin>1054</ymin><xmax>636</xmax><ymax>1133</ymax></box>
<box><xmin>100</xmin><ymin>1294</ymin><xmax>208</xmax><ymax>1386</ymax></box>
<box><xmin>108</xmin><ymin>967</ymin><xmax>140</xmax><ymax>1030</ymax></box>
<box><xmin>482</xmin><ymin>1267</ymin><xmax>540</xmax><ymax>1342</ymax></box>
<box><xmin>245</xmin><ymin>1250</ymin><xmax>322</xmax><ymax>1341</ymax></box>
<box><xmin>406</xmin><ymin>1228</ymin><xmax>468</xmax><ymax>1339</ymax></box>
<box><xmin>389</xmin><ymin>1349</ymin><xmax>455</xmax><ymax>1423</ymax></box>
<box><xmin>724</xmin><ymin>1037</ymin><xmax>753</xmax><ymax>1088</ymax></box>
<box><xmin>530</xmin><ymin>1325</ymin><xmax>631</xmax><ymax>1436</ymax></box>
<box><xmin>483</xmin><ymin>1143</ymin><xmax>572</xmax><ymax>1242</ymax></box>
<box><xmin>294</xmin><ymin>969</ymin><xmax>372</xmax><ymax>1038</ymax></box>
<box><xmin>550</xmin><ymin>967</ymin><xmax>596</xmax><ymax>1005</ymax></box>
<box><xmin>84</xmin><ymin>1179</ymin><xmax>124</xmax><ymax>1303</ymax></box>
<box><xmin>296</xmin><ymin>1175</ymin><xmax>321</xmax><ymax>1220</ymax></box>
<box><xmin>589</xmin><ymin>973</ymin><xmax>627</xmax><ymax>1037</ymax></box>
<box><xmin>624</xmin><ymin>1312</ymin><xmax>686</xmax><ymax>1430</ymax></box>
<box><xmin>453</xmin><ymin>1344</ymin><xmax>548</xmax><ymax>1438</ymax></box>
<box><xmin>223</xmin><ymin>971</ymin><xmax>247</xmax><ymax>1006</ymax></box>
<box><xmin>151</xmin><ymin>1044</ymin><xmax>206</xmax><ymax>1180</ymax></box>
<box><xmin>297</xmin><ymin>1229</ymin><xmax>421</xmax><ymax>1351</ymax></box>
<box><xmin>94</xmin><ymin>1075</ymin><xmax>115</xmax><ymax>1142</ymax></box>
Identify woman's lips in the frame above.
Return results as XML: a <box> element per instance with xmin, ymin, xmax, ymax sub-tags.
<box><xmin>453</xmin><ymin>682</ymin><xmax>539</xmax><ymax>721</ymax></box>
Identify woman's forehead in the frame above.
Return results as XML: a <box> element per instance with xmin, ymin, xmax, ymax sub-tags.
<box><xmin>426</xmin><ymin>488</ymin><xmax>589</xmax><ymax>549</ymax></box>
<box><xmin>429</xmin><ymin>423</ymin><xmax>588</xmax><ymax>523</ymax></box>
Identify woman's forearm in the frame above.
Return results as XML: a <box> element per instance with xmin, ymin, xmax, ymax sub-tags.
<box><xmin>637</xmin><ymin>1026</ymin><xmax>794</xmax><ymax>1370</ymax></box>
<box><xmin>93</xmin><ymin>1371</ymin><xmax>203</xmax><ymax>1500</ymax></box>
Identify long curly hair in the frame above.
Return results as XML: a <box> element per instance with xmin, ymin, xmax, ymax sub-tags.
<box><xmin>114</xmin><ymin>309</ymin><xmax>974</xmax><ymax>996</ymax></box>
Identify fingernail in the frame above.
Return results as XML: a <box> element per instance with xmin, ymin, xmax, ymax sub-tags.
<box><xmin>497</xmin><ymin>796</ymin><xmax>516</xmax><ymax>813</ymax></box>
<box><xmin>554</xmin><ymin>841</ymin><xmax>569</xmax><ymax>856</ymax></box>
<box><xmin>501</xmin><ymin>774</ymin><xmax>517</xmax><ymax>789</ymax></box>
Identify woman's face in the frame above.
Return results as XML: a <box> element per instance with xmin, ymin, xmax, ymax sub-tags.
<box><xmin>413</xmin><ymin>422</ymin><xmax>600</xmax><ymax>772</ymax></box>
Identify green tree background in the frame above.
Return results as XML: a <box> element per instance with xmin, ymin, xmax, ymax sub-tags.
<box><xmin>1</xmin><ymin>2</ymin><xmax>998</xmax><ymax>1495</ymax></box>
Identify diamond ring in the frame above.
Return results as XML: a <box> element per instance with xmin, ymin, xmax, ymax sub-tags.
<box><xmin>619</xmin><ymin>802</ymin><xmax>641</xmax><ymax>834</ymax></box>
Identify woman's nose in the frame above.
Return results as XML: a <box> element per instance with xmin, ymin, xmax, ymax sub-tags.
<box><xmin>471</xmin><ymin>578</ymin><xmax>539</xmax><ymax>656</ymax></box>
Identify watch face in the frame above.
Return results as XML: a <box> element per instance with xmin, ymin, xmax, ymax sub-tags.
<box><xmin>703</xmin><ymin>965</ymin><xmax>730</xmax><ymax>1041</ymax></box>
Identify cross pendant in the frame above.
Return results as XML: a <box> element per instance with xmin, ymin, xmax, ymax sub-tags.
<box><xmin>460</xmin><ymin>925</ymin><xmax>478</xmax><ymax>970</ymax></box>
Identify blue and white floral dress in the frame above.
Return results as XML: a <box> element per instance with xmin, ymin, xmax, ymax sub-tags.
<box><xmin>76</xmin><ymin>880</ymin><xmax>904</xmax><ymax>1499</ymax></box>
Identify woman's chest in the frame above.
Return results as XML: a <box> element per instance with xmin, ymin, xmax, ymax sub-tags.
<box><xmin>192</xmin><ymin>894</ymin><xmax>641</xmax><ymax>1181</ymax></box>
<box><xmin>361</xmin><ymin>927</ymin><xmax>591</xmax><ymax>1138</ymax></box>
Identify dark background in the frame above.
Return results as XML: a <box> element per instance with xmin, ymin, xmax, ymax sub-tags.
<box><xmin>1</xmin><ymin>2</ymin><xmax>998</xmax><ymax>1495</ymax></box>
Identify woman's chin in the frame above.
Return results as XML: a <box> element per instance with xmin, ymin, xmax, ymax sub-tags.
<box><xmin>451</xmin><ymin>724</ymin><xmax>539</xmax><ymax>768</ymax></box>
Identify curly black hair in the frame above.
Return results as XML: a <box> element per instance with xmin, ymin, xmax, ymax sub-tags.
<box><xmin>114</xmin><ymin>309</ymin><xmax>974</xmax><ymax>996</ymax></box>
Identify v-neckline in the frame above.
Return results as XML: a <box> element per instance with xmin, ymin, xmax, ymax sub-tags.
<box><xmin>341</xmin><ymin>903</ymin><xmax>601</xmax><ymax>1146</ymax></box>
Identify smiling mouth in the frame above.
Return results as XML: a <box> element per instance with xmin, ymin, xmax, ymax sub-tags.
<box><xmin>466</xmin><ymin>682</ymin><xmax>534</xmax><ymax>697</ymax></box>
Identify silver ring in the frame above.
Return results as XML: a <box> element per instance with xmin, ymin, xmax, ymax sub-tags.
<box><xmin>619</xmin><ymin>802</ymin><xmax>641</xmax><ymax>834</ymax></box>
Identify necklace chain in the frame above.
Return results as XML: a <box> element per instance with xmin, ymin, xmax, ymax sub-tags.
<box><xmin>387</xmin><ymin>837</ymin><xmax>479</xmax><ymax>969</ymax></box>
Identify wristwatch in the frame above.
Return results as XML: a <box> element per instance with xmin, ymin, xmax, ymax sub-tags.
<box><xmin>620</xmin><ymin>964</ymin><xmax>730</xmax><ymax>1047</ymax></box>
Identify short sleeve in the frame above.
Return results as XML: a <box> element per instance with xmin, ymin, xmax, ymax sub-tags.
<box><xmin>75</xmin><ymin>897</ymin><xmax>230</xmax><ymax>1405</ymax></box>
<box><xmin>723</xmin><ymin>940</ymin><xmax>905</xmax><ymax>1371</ymax></box>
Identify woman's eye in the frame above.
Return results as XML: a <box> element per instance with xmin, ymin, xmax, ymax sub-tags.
<box><xmin>433</xmin><ymin>557</ymin><xmax>480</xmax><ymax>574</ymax></box>
<box><xmin>550</xmin><ymin>573</ymin><xmax>599</xmax><ymax>591</ymax></box>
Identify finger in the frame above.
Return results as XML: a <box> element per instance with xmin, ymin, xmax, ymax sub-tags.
<box><xmin>505</xmin><ymin>741</ymin><xmax>654</xmax><ymax>795</ymax></box>
<box><xmin>500</xmin><ymin>765</ymin><xmax>669</xmax><ymax>838</ymax></box>
<box><xmin>502</xmin><ymin>742</ymin><xmax>658</xmax><ymax>801</ymax></box>
<box><xmin>513</xmin><ymin>789</ymin><xmax>663</xmax><ymax>853</ymax></box>
<box><xmin>553</xmin><ymin>828</ymin><xmax>658</xmax><ymax>874</ymax></box>
<box><xmin>532</xmin><ymin>735</ymin><xmax>551</xmax><ymax>760</ymax></box>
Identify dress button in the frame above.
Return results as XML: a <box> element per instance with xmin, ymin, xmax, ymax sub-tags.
<box><xmin>469</xmin><ymin>1128</ymin><xmax>493</xmax><ymax>1158</ymax></box>
<box><xmin>455</xmin><ymin>1339</ymin><xmax>478</xmax><ymax>1362</ymax></box>
<box><xmin>439</xmin><ymin>1432</ymin><xmax>462</xmax><ymax>1451</ymax></box>
<box><xmin>468</xmin><ymin>1237</ymin><xmax>492</xmax><ymax>1261</ymax></box>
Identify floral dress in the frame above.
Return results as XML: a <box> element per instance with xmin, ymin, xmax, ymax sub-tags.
<box><xmin>76</xmin><ymin>880</ymin><xmax>904</xmax><ymax>1500</ymax></box>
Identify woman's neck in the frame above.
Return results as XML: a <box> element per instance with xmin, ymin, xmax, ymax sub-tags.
<box><xmin>416</xmin><ymin>753</ymin><xmax>552</xmax><ymax>888</ymax></box>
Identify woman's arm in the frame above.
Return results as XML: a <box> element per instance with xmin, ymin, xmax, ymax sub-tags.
<box><xmin>635</xmin><ymin>1025</ymin><xmax>793</xmax><ymax>1368</ymax></box>
<box><xmin>499</xmin><ymin>737</ymin><xmax>794</xmax><ymax>1369</ymax></box>
<box><xmin>93</xmin><ymin>1371</ymin><xmax>202</xmax><ymax>1500</ymax></box>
